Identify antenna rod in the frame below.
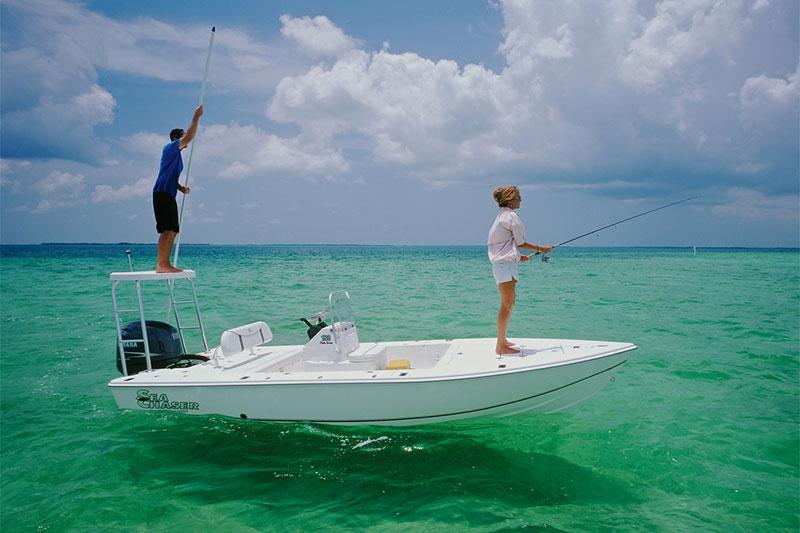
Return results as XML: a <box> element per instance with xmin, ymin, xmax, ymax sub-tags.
<box><xmin>544</xmin><ymin>196</ymin><xmax>698</xmax><ymax>252</ymax></box>
<box><xmin>173</xmin><ymin>26</ymin><xmax>215</xmax><ymax>268</ymax></box>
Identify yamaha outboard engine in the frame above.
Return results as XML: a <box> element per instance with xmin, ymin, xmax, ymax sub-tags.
<box><xmin>116</xmin><ymin>320</ymin><xmax>183</xmax><ymax>375</ymax></box>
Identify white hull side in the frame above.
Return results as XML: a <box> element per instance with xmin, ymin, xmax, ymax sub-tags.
<box><xmin>110</xmin><ymin>351</ymin><xmax>629</xmax><ymax>426</ymax></box>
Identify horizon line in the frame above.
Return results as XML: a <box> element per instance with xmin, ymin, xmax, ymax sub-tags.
<box><xmin>1</xmin><ymin>242</ymin><xmax>798</xmax><ymax>250</ymax></box>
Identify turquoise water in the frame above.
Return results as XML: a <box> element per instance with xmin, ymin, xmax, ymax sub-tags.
<box><xmin>1</xmin><ymin>245</ymin><xmax>798</xmax><ymax>531</ymax></box>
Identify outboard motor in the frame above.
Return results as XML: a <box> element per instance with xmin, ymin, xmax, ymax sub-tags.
<box><xmin>116</xmin><ymin>320</ymin><xmax>183</xmax><ymax>375</ymax></box>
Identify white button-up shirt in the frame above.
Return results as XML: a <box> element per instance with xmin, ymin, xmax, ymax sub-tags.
<box><xmin>487</xmin><ymin>207</ymin><xmax>525</xmax><ymax>264</ymax></box>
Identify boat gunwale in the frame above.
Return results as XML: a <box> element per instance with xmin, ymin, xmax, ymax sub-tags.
<box><xmin>108</xmin><ymin>343</ymin><xmax>636</xmax><ymax>388</ymax></box>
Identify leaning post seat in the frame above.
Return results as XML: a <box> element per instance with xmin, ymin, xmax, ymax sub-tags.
<box><xmin>220</xmin><ymin>321</ymin><xmax>273</xmax><ymax>356</ymax></box>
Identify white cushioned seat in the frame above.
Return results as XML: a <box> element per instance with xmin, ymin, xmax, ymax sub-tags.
<box><xmin>220</xmin><ymin>321</ymin><xmax>272</xmax><ymax>356</ymax></box>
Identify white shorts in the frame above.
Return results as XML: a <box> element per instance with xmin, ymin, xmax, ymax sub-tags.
<box><xmin>492</xmin><ymin>261</ymin><xmax>519</xmax><ymax>284</ymax></box>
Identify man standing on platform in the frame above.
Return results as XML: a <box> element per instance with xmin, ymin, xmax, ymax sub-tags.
<box><xmin>152</xmin><ymin>105</ymin><xmax>203</xmax><ymax>273</ymax></box>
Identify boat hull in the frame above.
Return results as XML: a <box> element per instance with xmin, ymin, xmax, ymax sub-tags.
<box><xmin>109</xmin><ymin>349</ymin><xmax>630</xmax><ymax>426</ymax></box>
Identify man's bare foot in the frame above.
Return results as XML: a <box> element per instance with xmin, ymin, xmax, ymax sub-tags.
<box><xmin>156</xmin><ymin>265</ymin><xmax>183</xmax><ymax>273</ymax></box>
<box><xmin>496</xmin><ymin>345</ymin><xmax>521</xmax><ymax>355</ymax></box>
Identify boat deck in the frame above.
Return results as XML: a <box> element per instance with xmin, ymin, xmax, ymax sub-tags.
<box><xmin>109</xmin><ymin>338</ymin><xmax>636</xmax><ymax>386</ymax></box>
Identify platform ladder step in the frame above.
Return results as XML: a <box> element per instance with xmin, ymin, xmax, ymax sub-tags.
<box><xmin>167</xmin><ymin>278</ymin><xmax>209</xmax><ymax>355</ymax></box>
<box><xmin>111</xmin><ymin>278</ymin><xmax>156</xmax><ymax>377</ymax></box>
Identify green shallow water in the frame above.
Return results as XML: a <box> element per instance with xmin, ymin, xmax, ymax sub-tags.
<box><xmin>1</xmin><ymin>245</ymin><xmax>798</xmax><ymax>531</ymax></box>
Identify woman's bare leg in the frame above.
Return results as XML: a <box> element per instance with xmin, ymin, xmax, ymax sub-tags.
<box><xmin>496</xmin><ymin>279</ymin><xmax>520</xmax><ymax>355</ymax></box>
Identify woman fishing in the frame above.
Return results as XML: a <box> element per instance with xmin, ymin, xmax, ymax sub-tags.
<box><xmin>487</xmin><ymin>186</ymin><xmax>551</xmax><ymax>355</ymax></box>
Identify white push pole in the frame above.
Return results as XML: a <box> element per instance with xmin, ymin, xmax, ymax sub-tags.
<box><xmin>167</xmin><ymin>26</ymin><xmax>215</xmax><ymax>322</ymax></box>
<box><xmin>173</xmin><ymin>26</ymin><xmax>215</xmax><ymax>268</ymax></box>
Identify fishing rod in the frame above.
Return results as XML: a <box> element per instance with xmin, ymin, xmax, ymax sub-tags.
<box><xmin>533</xmin><ymin>195</ymin><xmax>698</xmax><ymax>262</ymax></box>
<box><xmin>173</xmin><ymin>25</ymin><xmax>215</xmax><ymax>268</ymax></box>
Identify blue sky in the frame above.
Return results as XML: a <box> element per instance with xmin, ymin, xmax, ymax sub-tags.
<box><xmin>1</xmin><ymin>0</ymin><xmax>798</xmax><ymax>246</ymax></box>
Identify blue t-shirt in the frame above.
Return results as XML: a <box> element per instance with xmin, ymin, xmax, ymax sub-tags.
<box><xmin>152</xmin><ymin>140</ymin><xmax>183</xmax><ymax>197</ymax></box>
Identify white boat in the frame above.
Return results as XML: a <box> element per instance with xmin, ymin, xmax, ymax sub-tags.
<box><xmin>107</xmin><ymin>270</ymin><xmax>636</xmax><ymax>426</ymax></box>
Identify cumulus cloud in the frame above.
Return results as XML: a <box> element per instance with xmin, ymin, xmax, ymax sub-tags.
<box><xmin>15</xmin><ymin>170</ymin><xmax>88</xmax><ymax>211</ymax></box>
<box><xmin>268</xmin><ymin>50</ymin><xmax>527</xmax><ymax>176</ymax></box>
<box><xmin>1</xmin><ymin>0</ymin><xmax>302</xmax><ymax>162</ymax></box>
<box><xmin>739</xmin><ymin>66</ymin><xmax>799</xmax><ymax>118</ymax></box>
<box><xmin>280</xmin><ymin>15</ymin><xmax>356</xmax><ymax>57</ymax></box>
<box><xmin>124</xmin><ymin>132</ymin><xmax>168</xmax><ymax>155</ymax></box>
<box><xmin>1</xmin><ymin>41</ymin><xmax>117</xmax><ymax>161</ymax></box>
<box><xmin>91</xmin><ymin>177</ymin><xmax>152</xmax><ymax>204</ymax></box>
<box><xmin>3</xmin><ymin>0</ymin><xmax>290</xmax><ymax>90</ymax></box>
<box><xmin>2</xmin><ymin>0</ymin><xmax>797</xmax><ymax>212</ymax></box>
<box><xmin>198</xmin><ymin>123</ymin><xmax>349</xmax><ymax>179</ymax></box>
<box><xmin>620</xmin><ymin>0</ymin><xmax>756</xmax><ymax>90</ymax></box>
<box><xmin>34</xmin><ymin>170</ymin><xmax>85</xmax><ymax>201</ymax></box>
<box><xmin>264</xmin><ymin>0</ymin><xmax>797</xmax><ymax>196</ymax></box>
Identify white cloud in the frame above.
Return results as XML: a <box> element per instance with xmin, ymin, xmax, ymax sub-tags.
<box><xmin>533</xmin><ymin>23</ymin><xmax>575</xmax><ymax>59</ymax></box>
<box><xmin>72</xmin><ymin>84</ymin><xmax>115</xmax><ymax>125</ymax></box>
<box><xmin>198</xmin><ymin>123</ymin><xmax>349</xmax><ymax>179</ymax></box>
<box><xmin>620</xmin><ymin>0</ymin><xmax>757</xmax><ymax>91</ymax></box>
<box><xmin>0</xmin><ymin>160</ymin><xmax>26</xmax><ymax>193</ymax></box>
<box><xmin>262</xmin><ymin>0</ymin><xmax>796</xmax><ymax>194</ymax></box>
<box><xmin>3</xmin><ymin>0</ymin><xmax>292</xmax><ymax>91</ymax></box>
<box><xmin>124</xmin><ymin>132</ymin><xmax>168</xmax><ymax>155</ymax></box>
<box><xmin>2</xmin><ymin>0</ymin><xmax>796</xmax><ymax>212</ymax></box>
<box><xmin>1</xmin><ymin>0</ymin><xmax>308</xmax><ymax>162</ymax></box>
<box><xmin>12</xmin><ymin>170</ymin><xmax>87</xmax><ymax>212</ymax></box>
<box><xmin>738</xmin><ymin>66</ymin><xmax>799</xmax><ymax>119</ymax></box>
<box><xmin>91</xmin><ymin>177</ymin><xmax>151</xmax><ymax>204</ymax></box>
<box><xmin>34</xmin><ymin>171</ymin><xmax>86</xmax><ymax>205</ymax></box>
<box><xmin>268</xmin><ymin>49</ymin><xmax>522</xmax><ymax>175</ymax></box>
<box><xmin>374</xmin><ymin>134</ymin><xmax>415</xmax><ymax>164</ymax></box>
<box><xmin>501</xmin><ymin>15</ymin><xmax>575</xmax><ymax>63</ymax></box>
<box><xmin>1</xmin><ymin>33</ymin><xmax>115</xmax><ymax>160</ymax></box>
<box><xmin>711</xmin><ymin>187</ymin><xmax>798</xmax><ymax>221</ymax></box>
<box><xmin>280</xmin><ymin>14</ymin><xmax>356</xmax><ymax>58</ymax></box>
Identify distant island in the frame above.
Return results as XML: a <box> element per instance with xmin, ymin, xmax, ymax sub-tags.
<box><xmin>39</xmin><ymin>242</ymin><xmax>211</xmax><ymax>246</ymax></box>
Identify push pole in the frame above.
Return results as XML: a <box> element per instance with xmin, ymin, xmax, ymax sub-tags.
<box><xmin>173</xmin><ymin>26</ymin><xmax>215</xmax><ymax>268</ymax></box>
<box><xmin>166</xmin><ymin>26</ymin><xmax>215</xmax><ymax>322</ymax></box>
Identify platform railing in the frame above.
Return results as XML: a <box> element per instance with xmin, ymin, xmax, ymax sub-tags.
<box><xmin>110</xmin><ymin>270</ymin><xmax>208</xmax><ymax>376</ymax></box>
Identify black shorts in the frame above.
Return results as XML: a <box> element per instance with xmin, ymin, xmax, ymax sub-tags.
<box><xmin>153</xmin><ymin>192</ymin><xmax>179</xmax><ymax>234</ymax></box>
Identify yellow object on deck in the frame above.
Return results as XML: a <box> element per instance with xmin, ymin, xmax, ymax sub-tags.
<box><xmin>385</xmin><ymin>359</ymin><xmax>411</xmax><ymax>370</ymax></box>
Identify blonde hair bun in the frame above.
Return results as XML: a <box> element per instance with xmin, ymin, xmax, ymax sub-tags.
<box><xmin>493</xmin><ymin>186</ymin><xmax>519</xmax><ymax>207</ymax></box>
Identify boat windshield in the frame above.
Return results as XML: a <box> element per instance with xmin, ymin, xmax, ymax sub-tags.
<box><xmin>329</xmin><ymin>290</ymin><xmax>358</xmax><ymax>355</ymax></box>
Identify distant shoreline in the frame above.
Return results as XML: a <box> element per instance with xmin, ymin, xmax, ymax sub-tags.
<box><xmin>0</xmin><ymin>243</ymin><xmax>796</xmax><ymax>250</ymax></box>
